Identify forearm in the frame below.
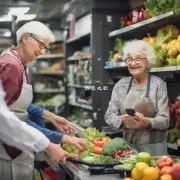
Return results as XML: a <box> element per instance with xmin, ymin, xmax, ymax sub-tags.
<box><xmin>41</xmin><ymin>109</ymin><xmax>56</xmax><ymax>122</ymax></box>
<box><xmin>149</xmin><ymin>116</ymin><xmax>169</xmax><ymax>130</ymax></box>
<box><xmin>105</xmin><ymin>110</ymin><xmax>123</xmax><ymax>129</ymax></box>
<box><xmin>0</xmin><ymin>103</ymin><xmax>50</xmax><ymax>152</ymax></box>
<box><xmin>26</xmin><ymin>119</ymin><xmax>64</xmax><ymax>143</ymax></box>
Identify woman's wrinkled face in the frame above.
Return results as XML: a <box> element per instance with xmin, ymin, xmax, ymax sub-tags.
<box><xmin>125</xmin><ymin>51</ymin><xmax>149</xmax><ymax>76</ymax></box>
<box><xmin>22</xmin><ymin>34</ymin><xmax>50</xmax><ymax>64</ymax></box>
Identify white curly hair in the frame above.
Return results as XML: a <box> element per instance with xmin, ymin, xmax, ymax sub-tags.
<box><xmin>122</xmin><ymin>40</ymin><xmax>155</xmax><ymax>68</ymax></box>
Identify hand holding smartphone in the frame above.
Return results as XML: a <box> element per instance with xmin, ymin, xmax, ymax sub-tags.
<box><xmin>125</xmin><ymin>109</ymin><xmax>136</xmax><ymax>116</ymax></box>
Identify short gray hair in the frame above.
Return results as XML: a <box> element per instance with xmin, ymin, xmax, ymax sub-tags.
<box><xmin>16</xmin><ymin>21</ymin><xmax>55</xmax><ymax>44</ymax></box>
<box><xmin>123</xmin><ymin>40</ymin><xmax>155</xmax><ymax>66</ymax></box>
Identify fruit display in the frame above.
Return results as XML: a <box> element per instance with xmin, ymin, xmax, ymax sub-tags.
<box><xmin>121</xmin><ymin>154</ymin><xmax>180</xmax><ymax>180</ymax></box>
<box><xmin>143</xmin><ymin>24</ymin><xmax>180</xmax><ymax>67</ymax></box>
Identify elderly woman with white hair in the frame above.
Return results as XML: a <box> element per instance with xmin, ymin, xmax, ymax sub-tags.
<box><xmin>0</xmin><ymin>21</ymin><xmax>86</xmax><ymax>180</ymax></box>
<box><xmin>105</xmin><ymin>40</ymin><xmax>170</xmax><ymax>156</ymax></box>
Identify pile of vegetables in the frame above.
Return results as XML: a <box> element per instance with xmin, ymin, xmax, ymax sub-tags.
<box><xmin>63</xmin><ymin>128</ymin><xmax>137</xmax><ymax>164</ymax></box>
<box><xmin>108</xmin><ymin>38</ymin><xmax>125</xmax><ymax>62</ymax></box>
<box><xmin>120</xmin><ymin>7</ymin><xmax>151</xmax><ymax>29</ymax></box>
<box><xmin>36</xmin><ymin>95</ymin><xmax>65</xmax><ymax>106</ymax></box>
<box><xmin>146</xmin><ymin>0</ymin><xmax>180</xmax><ymax>17</ymax></box>
<box><xmin>168</xmin><ymin>98</ymin><xmax>180</xmax><ymax>145</ymax></box>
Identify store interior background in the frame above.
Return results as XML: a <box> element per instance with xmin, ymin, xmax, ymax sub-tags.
<box><xmin>1</xmin><ymin>0</ymin><xmax>180</xmax><ymax>154</ymax></box>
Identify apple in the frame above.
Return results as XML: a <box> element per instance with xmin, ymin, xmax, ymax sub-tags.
<box><xmin>171</xmin><ymin>163</ymin><xmax>180</xmax><ymax>180</ymax></box>
<box><xmin>175</xmin><ymin>99</ymin><xmax>180</xmax><ymax>109</ymax></box>
<box><xmin>136</xmin><ymin>152</ymin><xmax>151</xmax><ymax>164</ymax></box>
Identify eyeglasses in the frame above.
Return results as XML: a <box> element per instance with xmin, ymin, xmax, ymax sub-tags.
<box><xmin>30</xmin><ymin>34</ymin><xmax>49</xmax><ymax>51</ymax></box>
<box><xmin>125</xmin><ymin>57</ymin><xmax>146</xmax><ymax>65</ymax></box>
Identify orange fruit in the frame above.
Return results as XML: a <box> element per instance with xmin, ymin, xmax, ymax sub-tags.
<box><xmin>143</xmin><ymin>167</ymin><xmax>159</xmax><ymax>180</ymax></box>
<box><xmin>131</xmin><ymin>168</ymin><xmax>142</xmax><ymax>180</ymax></box>
<box><xmin>160</xmin><ymin>174</ymin><xmax>172</xmax><ymax>180</ymax></box>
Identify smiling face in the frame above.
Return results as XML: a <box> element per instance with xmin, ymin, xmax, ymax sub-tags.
<box><xmin>125</xmin><ymin>51</ymin><xmax>149</xmax><ymax>77</ymax></box>
<box><xmin>21</xmin><ymin>34</ymin><xmax>50</xmax><ymax>64</ymax></box>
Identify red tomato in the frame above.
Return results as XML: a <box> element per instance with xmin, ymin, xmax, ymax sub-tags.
<box><xmin>127</xmin><ymin>21</ymin><xmax>132</xmax><ymax>26</ymax></box>
<box><xmin>160</xmin><ymin>166</ymin><xmax>172</xmax><ymax>176</ymax></box>
<box><xmin>120</xmin><ymin>17</ymin><xmax>124</xmax><ymax>22</ymax></box>
<box><xmin>93</xmin><ymin>146</ymin><xmax>102</xmax><ymax>155</ymax></box>
<box><xmin>123</xmin><ymin>16</ymin><xmax>128</xmax><ymax>22</ymax></box>
<box><xmin>157</xmin><ymin>156</ymin><xmax>173</xmax><ymax>169</ymax></box>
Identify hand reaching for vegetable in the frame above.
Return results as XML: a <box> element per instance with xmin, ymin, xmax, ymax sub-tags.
<box><xmin>62</xmin><ymin>135</ymin><xmax>87</xmax><ymax>152</ymax></box>
<box><xmin>51</xmin><ymin>115</ymin><xmax>77</xmax><ymax>134</ymax></box>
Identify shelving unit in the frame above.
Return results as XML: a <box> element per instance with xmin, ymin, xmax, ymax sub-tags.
<box><xmin>102</xmin><ymin>8</ymin><xmax>180</xmax><ymax>154</ymax></box>
<box><xmin>64</xmin><ymin>13</ymin><xmax>93</xmax><ymax>128</ymax></box>
<box><xmin>30</xmin><ymin>41</ymin><xmax>66</xmax><ymax>116</ymax></box>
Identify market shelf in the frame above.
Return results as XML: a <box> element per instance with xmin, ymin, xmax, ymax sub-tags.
<box><xmin>66</xmin><ymin>31</ymin><xmax>90</xmax><ymax>44</ymax></box>
<box><xmin>37</xmin><ymin>53</ymin><xmax>64</xmax><ymax>59</ymax></box>
<box><xmin>167</xmin><ymin>143</ymin><xmax>178</xmax><ymax>150</ymax></box>
<box><xmin>67</xmin><ymin>56</ymin><xmax>92</xmax><ymax>61</ymax></box>
<box><xmin>34</xmin><ymin>89</ymin><xmax>65</xmax><ymax>93</ymax></box>
<box><xmin>104</xmin><ymin>62</ymin><xmax>180</xmax><ymax>73</ymax></box>
<box><xmin>68</xmin><ymin>84</ymin><xmax>92</xmax><ymax>89</ymax></box>
<box><xmin>33</xmin><ymin>71</ymin><xmax>64</xmax><ymax>75</ymax></box>
<box><xmin>69</xmin><ymin>101</ymin><xmax>93</xmax><ymax>110</ymax></box>
<box><xmin>109</xmin><ymin>11</ymin><xmax>176</xmax><ymax>38</ymax></box>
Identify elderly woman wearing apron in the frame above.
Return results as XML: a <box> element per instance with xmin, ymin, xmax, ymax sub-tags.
<box><xmin>105</xmin><ymin>40</ymin><xmax>170</xmax><ymax>156</ymax></box>
<box><xmin>0</xmin><ymin>21</ymin><xmax>86</xmax><ymax>180</ymax></box>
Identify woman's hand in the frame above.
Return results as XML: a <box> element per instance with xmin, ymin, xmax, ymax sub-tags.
<box><xmin>51</xmin><ymin>115</ymin><xmax>77</xmax><ymax>134</ymax></box>
<box><xmin>122</xmin><ymin>113</ymin><xmax>151</xmax><ymax>129</ymax></box>
<box><xmin>122</xmin><ymin>114</ymin><xmax>140</xmax><ymax>129</ymax></box>
<box><xmin>62</xmin><ymin>135</ymin><xmax>87</xmax><ymax>151</ymax></box>
<box><xmin>134</xmin><ymin>113</ymin><xmax>152</xmax><ymax>129</ymax></box>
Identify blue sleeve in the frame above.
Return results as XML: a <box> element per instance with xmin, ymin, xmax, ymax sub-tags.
<box><xmin>26</xmin><ymin>119</ymin><xmax>63</xmax><ymax>144</ymax></box>
<box><xmin>27</xmin><ymin>104</ymin><xmax>44</xmax><ymax>117</ymax></box>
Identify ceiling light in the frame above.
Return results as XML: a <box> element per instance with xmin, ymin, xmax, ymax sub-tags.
<box><xmin>9</xmin><ymin>7</ymin><xmax>30</xmax><ymax>15</ymax></box>
<box><xmin>0</xmin><ymin>14</ymin><xmax>36</xmax><ymax>22</ymax></box>
<box><xmin>0</xmin><ymin>15</ymin><xmax>12</xmax><ymax>22</ymax></box>
<box><xmin>4</xmin><ymin>31</ymin><xmax>11</xmax><ymax>37</ymax></box>
<box><xmin>17</xmin><ymin>14</ymin><xmax>36</xmax><ymax>21</ymax></box>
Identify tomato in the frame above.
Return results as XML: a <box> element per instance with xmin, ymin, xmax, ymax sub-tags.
<box><xmin>127</xmin><ymin>21</ymin><xmax>132</xmax><ymax>26</ymax></box>
<box><xmin>93</xmin><ymin>146</ymin><xmax>102</xmax><ymax>155</ymax></box>
<box><xmin>157</xmin><ymin>156</ymin><xmax>173</xmax><ymax>169</ymax></box>
<box><xmin>93</xmin><ymin>137</ymin><xmax>109</xmax><ymax>148</ymax></box>
<box><xmin>69</xmin><ymin>154</ymin><xmax>78</xmax><ymax>159</ymax></box>
<box><xmin>120</xmin><ymin>17</ymin><xmax>124</xmax><ymax>22</ymax></box>
<box><xmin>160</xmin><ymin>166</ymin><xmax>172</xmax><ymax>176</ymax></box>
<box><xmin>123</xmin><ymin>16</ymin><xmax>128</xmax><ymax>22</ymax></box>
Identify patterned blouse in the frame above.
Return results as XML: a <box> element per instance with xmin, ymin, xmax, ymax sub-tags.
<box><xmin>104</xmin><ymin>75</ymin><xmax>170</xmax><ymax>144</ymax></box>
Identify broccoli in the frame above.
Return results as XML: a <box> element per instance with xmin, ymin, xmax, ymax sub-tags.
<box><xmin>102</xmin><ymin>138</ymin><xmax>131</xmax><ymax>156</ymax></box>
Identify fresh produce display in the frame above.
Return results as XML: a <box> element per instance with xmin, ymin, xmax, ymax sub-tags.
<box><xmin>108</xmin><ymin>38</ymin><xmax>125</xmax><ymax>62</ymax></box>
<box><xmin>146</xmin><ymin>0</ymin><xmax>180</xmax><ymax>17</ymax></box>
<box><xmin>120</xmin><ymin>7</ymin><xmax>151</xmax><ymax>28</ymax></box>
<box><xmin>122</xmin><ymin>154</ymin><xmax>180</xmax><ymax>180</ymax></box>
<box><xmin>36</xmin><ymin>95</ymin><xmax>65</xmax><ymax>106</ymax></box>
<box><xmin>102</xmin><ymin>138</ymin><xmax>137</xmax><ymax>158</ymax></box>
<box><xmin>63</xmin><ymin>128</ymin><xmax>137</xmax><ymax>164</ymax></box>
<box><xmin>168</xmin><ymin>98</ymin><xmax>180</xmax><ymax>144</ymax></box>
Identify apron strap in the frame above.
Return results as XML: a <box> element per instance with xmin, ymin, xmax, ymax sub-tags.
<box><xmin>126</xmin><ymin>75</ymin><xmax>151</xmax><ymax>97</ymax></box>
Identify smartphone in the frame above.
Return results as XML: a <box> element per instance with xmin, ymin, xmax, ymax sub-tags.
<box><xmin>125</xmin><ymin>109</ymin><xmax>136</xmax><ymax>116</ymax></box>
